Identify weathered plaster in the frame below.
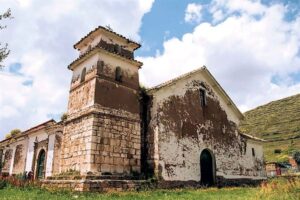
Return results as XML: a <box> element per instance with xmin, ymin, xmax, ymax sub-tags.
<box><xmin>147</xmin><ymin>71</ymin><xmax>265</xmax><ymax>182</ymax></box>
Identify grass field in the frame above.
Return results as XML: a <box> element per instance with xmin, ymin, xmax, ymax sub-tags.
<box><xmin>239</xmin><ymin>93</ymin><xmax>300</xmax><ymax>163</ymax></box>
<box><xmin>0</xmin><ymin>178</ymin><xmax>299</xmax><ymax>200</ymax></box>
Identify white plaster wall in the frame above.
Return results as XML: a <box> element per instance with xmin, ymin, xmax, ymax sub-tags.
<box><xmin>25</xmin><ymin>131</ymin><xmax>48</xmax><ymax>172</ymax></box>
<box><xmin>149</xmin><ymin>71</ymin><xmax>265</xmax><ymax>182</ymax></box>
<box><xmin>240</xmin><ymin>140</ymin><xmax>265</xmax><ymax>177</ymax></box>
<box><xmin>9</xmin><ymin>147</ymin><xmax>16</xmax><ymax>175</ymax></box>
<box><xmin>73</xmin><ymin>51</ymin><xmax>138</xmax><ymax>79</ymax></box>
<box><xmin>150</xmin><ymin>71</ymin><xmax>240</xmax><ymax>125</ymax></box>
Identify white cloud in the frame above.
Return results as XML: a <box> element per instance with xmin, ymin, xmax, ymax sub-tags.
<box><xmin>0</xmin><ymin>0</ymin><xmax>154</xmax><ymax>139</ymax></box>
<box><xmin>139</xmin><ymin>0</ymin><xmax>300</xmax><ymax>113</ymax></box>
<box><xmin>185</xmin><ymin>3</ymin><xmax>203</xmax><ymax>23</ymax></box>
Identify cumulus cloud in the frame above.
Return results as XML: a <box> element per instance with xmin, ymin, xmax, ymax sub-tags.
<box><xmin>139</xmin><ymin>0</ymin><xmax>300</xmax><ymax>113</ymax></box>
<box><xmin>185</xmin><ymin>3</ymin><xmax>203</xmax><ymax>23</ymax></box>
<box><xmin>0</xmin><ymin>0</ymin><xmax>154</xmax><ymax>139</ymax></box>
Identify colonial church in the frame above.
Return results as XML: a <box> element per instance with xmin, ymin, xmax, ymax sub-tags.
<box><xmin>0</xmin><ymin>26</ymin><xmax>265</xmax><ymax>190</ymax></box>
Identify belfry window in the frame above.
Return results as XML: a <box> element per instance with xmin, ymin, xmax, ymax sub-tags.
<box><xmin>199</xmin><ymin>89</ymin><xmax>206</xmax><ymax>107</ymax></box>
<box><xmin>115</xmin><ymin>66</ymin><xmax>122</xmax><ymax>82</ymax></box>
<box><xmin>80</xmin><ymin>67</ymin><xmax>86</xmax><ymax>83</ymax></box>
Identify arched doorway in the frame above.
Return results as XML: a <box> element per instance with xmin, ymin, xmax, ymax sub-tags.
<box><xmin>200</xmin><ymin>149</ymin><xmax>215</xmax><ymax>186</ymax></box>
<box><xmin>36</xmin><ymin>149</ymin><xmax>46</xmax><ymax>179</ymax></box>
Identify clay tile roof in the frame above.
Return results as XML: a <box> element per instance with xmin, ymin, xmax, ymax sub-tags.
<box><xmin>74</xmin><ymin>26</ymin><xmax>141</xmax><ymax>50</ymax></box>
<box><xmin>240</xmin><ymin>133</ymin><xmax>266</xmax><ymax>142</ymax></box>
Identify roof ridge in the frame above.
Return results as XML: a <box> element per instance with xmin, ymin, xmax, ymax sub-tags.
<box><xmin>74</xmin><ymin>26</ymin><xmax>141</xmax><ymax>50</ymax></box>
<box><xmin>147</xmin><ymin>66</ymin><xmax>206</xmax><ymax>91</ymax></box>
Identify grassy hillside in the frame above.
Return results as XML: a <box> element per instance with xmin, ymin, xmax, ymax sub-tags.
<box><xmin>239</xmin><ymin>94</ymin><xmax>300</xmax><ymax>162</ymax></box>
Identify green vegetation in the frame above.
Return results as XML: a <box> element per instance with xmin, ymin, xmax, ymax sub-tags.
<box><xmin>0</xmin><ymin>9</ymin><xmax>12</xmax><ymax>67</ymax></box>
<box><xmin>60</xmin><ymin>113</ymin><xmax>68</xmax><ymax>122</ymax></box>
<box><xmin>0</xmin><ymin>177</ymin><xmax>299</xmax><ymax>200</ymax></box>
<box><xmin>5</xmin><ymin>129</ymin><xmax>21</xmax><ymax>139</ymax></box>
<box><xmin>239</xmin><ymin>94</ymin><xmax>300</xmax><ymax>162</ymax></box>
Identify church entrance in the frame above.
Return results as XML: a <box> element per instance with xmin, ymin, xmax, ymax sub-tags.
<box><xmin>200</xmin><ymin>149</ymin><xmax>215</xmax><ymax>186</ymax></box>
<box><xmin>36</xmin><ymin>149</ymin><xmax>46</xmax><ymax>179</ymax></box>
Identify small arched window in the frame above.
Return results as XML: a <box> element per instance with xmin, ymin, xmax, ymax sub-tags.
<box><xmin>199</xmin><ymin>89</ymin><xmax>206</xmax><ymax>107</ymax></box>
<box><xmin>80</xmin><ymin>67</ymin><xmax>86</xmax><ymax>83</ymax></box>
<box><xmin>115</xmin><ymin>66</ymin><xmax>122</xmax><ymax>82</ymax></box>
<box><xmin>97</xmin><ymin>60</ymin><xmax>104</xmax><ymax>75</ymax></box>
<box><xmin>252</xmin><ymin>148</ymin><xmax>255</xmax><ymax>157</ymax></box>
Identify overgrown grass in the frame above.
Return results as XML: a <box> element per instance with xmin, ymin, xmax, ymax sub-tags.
<box><xmin>0</xmin><ymin>177</ymin><xmax>299</xmax><ymax>200</ymax></box>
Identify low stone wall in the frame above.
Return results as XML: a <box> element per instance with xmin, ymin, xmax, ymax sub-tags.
<box><xmin>41</xmin><ymin>179</ymin><xmax>150</xmax><ymax>192</ymax></box>
<box><xmin>216</xmin><ymin>176</ymin><xmax>264</xmax><ymax>187</ymax></box>
<box><xmin>41</xmin><ymin>176</ymin><xmax>265</xmax><ymax>192</ymax></box>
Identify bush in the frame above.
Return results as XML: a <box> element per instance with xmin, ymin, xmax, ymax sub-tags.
<box><xmin>0</xmin><ymin>179</ymin><xmax>7</xmax><ymax>189</ymax></box>
<box><xmin>274</xmin><ymin>149</ymin><xmax>282</xmax><ymax>154</ymax></box>
<box><xmin>293</xmin><ymin>151</ymin><xmax>300</xmax><ymax>164</ymax></box>
<box><xmin>61</xmin><ymin>113</ymin><xmax>68</xmax><ymax>122</ymax></box>
<box><xmin>0</xmin><ymin>174</ymin><xmax>39</xmax><ymax>189</ymax></box>
<box><xmin>5</xmin><ymin>129</ymin><xmax>21</xmax><ymax>138</ymax></box>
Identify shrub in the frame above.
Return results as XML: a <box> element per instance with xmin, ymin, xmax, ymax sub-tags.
<box><xmin>61</xmin><ymin>113</ymin><xmax>68</xmax><ymax>121</ymax></box>
<box><xmin>293</xmin><ymin>151</ymin><xmax>300</xmax><ymax>164</ymax></box>
<box><xmin>5</xmin><ymin>129</ymin><xmax>21</xmax><ymax>138</ymax></box>
<box><xmin>274</xmin><ymin>149</ymin><xmax>282</xmax><ymax>154</ymax></box>
<box><xmin>0</xmin><ymin>179</ymin><xmax>7</xmax><ymax>189</ymax></box>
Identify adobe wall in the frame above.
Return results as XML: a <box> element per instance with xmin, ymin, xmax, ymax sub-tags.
<box><xmin>12</xmin><ymin>141</ymin><xmax>27</xmax><ymax>175</ymax></box>
<box><xmin>2</xmin><ymin>149</ymin><xmax>13</xmax><ymax>174</ymax></box>
<box><xmin>147</xmin><ymin>73</ymin><xmax>265</xmax><ymax>182</ymax></box>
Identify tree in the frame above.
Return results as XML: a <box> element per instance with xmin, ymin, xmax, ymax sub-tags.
<box><xmin>0</xmin><ymin>9</ymin><xmax>12</xmax><ymax>68</ymax></box>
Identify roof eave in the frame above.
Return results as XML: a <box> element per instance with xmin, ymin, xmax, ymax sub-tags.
<box><xmin>68</xmin><ymin>48</ymin><xmax>143</xmax><ymax>71</ymax></box>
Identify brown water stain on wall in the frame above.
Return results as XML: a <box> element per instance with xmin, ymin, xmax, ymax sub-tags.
<box><xmin>13</xmin><ymin>144</ymin><xmax>25</xmax><ymax>174</ymax></box>
<box><xmin>95</xmin><ymin>79</ymin><xmax>140</xmax><ymax>114</ymax></box>
<box><xmin>158</xmin><ymin>87</ymin><xmax>239</xmax><ymax>148</ymax></box>
<box><xmin>2</xmin><ymin>149</ymin><xmax>13</xmax><ymax>172</ymax></box>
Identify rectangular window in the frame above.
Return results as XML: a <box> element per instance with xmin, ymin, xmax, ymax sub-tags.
<box><xmin>252</xmin><ymin>148</ymin><xmax>255</xmax><ymax>157</ymax></box>
<box><xmin>199</xmin><ymin>89</ymin><xmax>206</xmax><ymax>107</ymax></box>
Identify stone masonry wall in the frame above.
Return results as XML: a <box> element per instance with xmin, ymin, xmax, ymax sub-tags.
<box><xmin>89</xmin><ymin>112</ymin><xmax>140</xmax><ymax>175</ymax></box>
<box><xmin>61</xmin><ymin>106</ymin><xmax>141</xmax><ymax>176</ymax></box>
<box><xmin>52</xmin><ymin>134</ymin><xmax>62</xmax><ymax>175</ymax></box>
<box><xmin>61</xmin><ymin>114</ymin><xmax>94</xmax><ymax>174</ymax></box>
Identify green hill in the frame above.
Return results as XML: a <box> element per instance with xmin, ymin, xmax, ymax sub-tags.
<box><xmin>239</xmin><ymin>94</ymin><xmax>300</xmax><ymax>162</ymax></box>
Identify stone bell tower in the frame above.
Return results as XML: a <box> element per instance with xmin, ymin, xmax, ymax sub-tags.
<box><xmin>61</xmin><ymin>26</ymin><xmax>142</xmax><ymax>176</ymax></box>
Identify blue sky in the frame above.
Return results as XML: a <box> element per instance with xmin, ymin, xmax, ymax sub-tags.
<box><xmin>137</xmin><ymin>0</ymin><xmax>300</xmax><ymax>56</ymax></box>
<box><xmin>0</xmin><ymin>0</ymin><xmax>300</xmax><ymax>139</ymax></box>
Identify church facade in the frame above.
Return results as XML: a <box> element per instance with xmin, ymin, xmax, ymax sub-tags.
<box><xmin>0</xmin><ymin>26</ymin><xmax>266</xmax><ymax>188</ymax></box>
